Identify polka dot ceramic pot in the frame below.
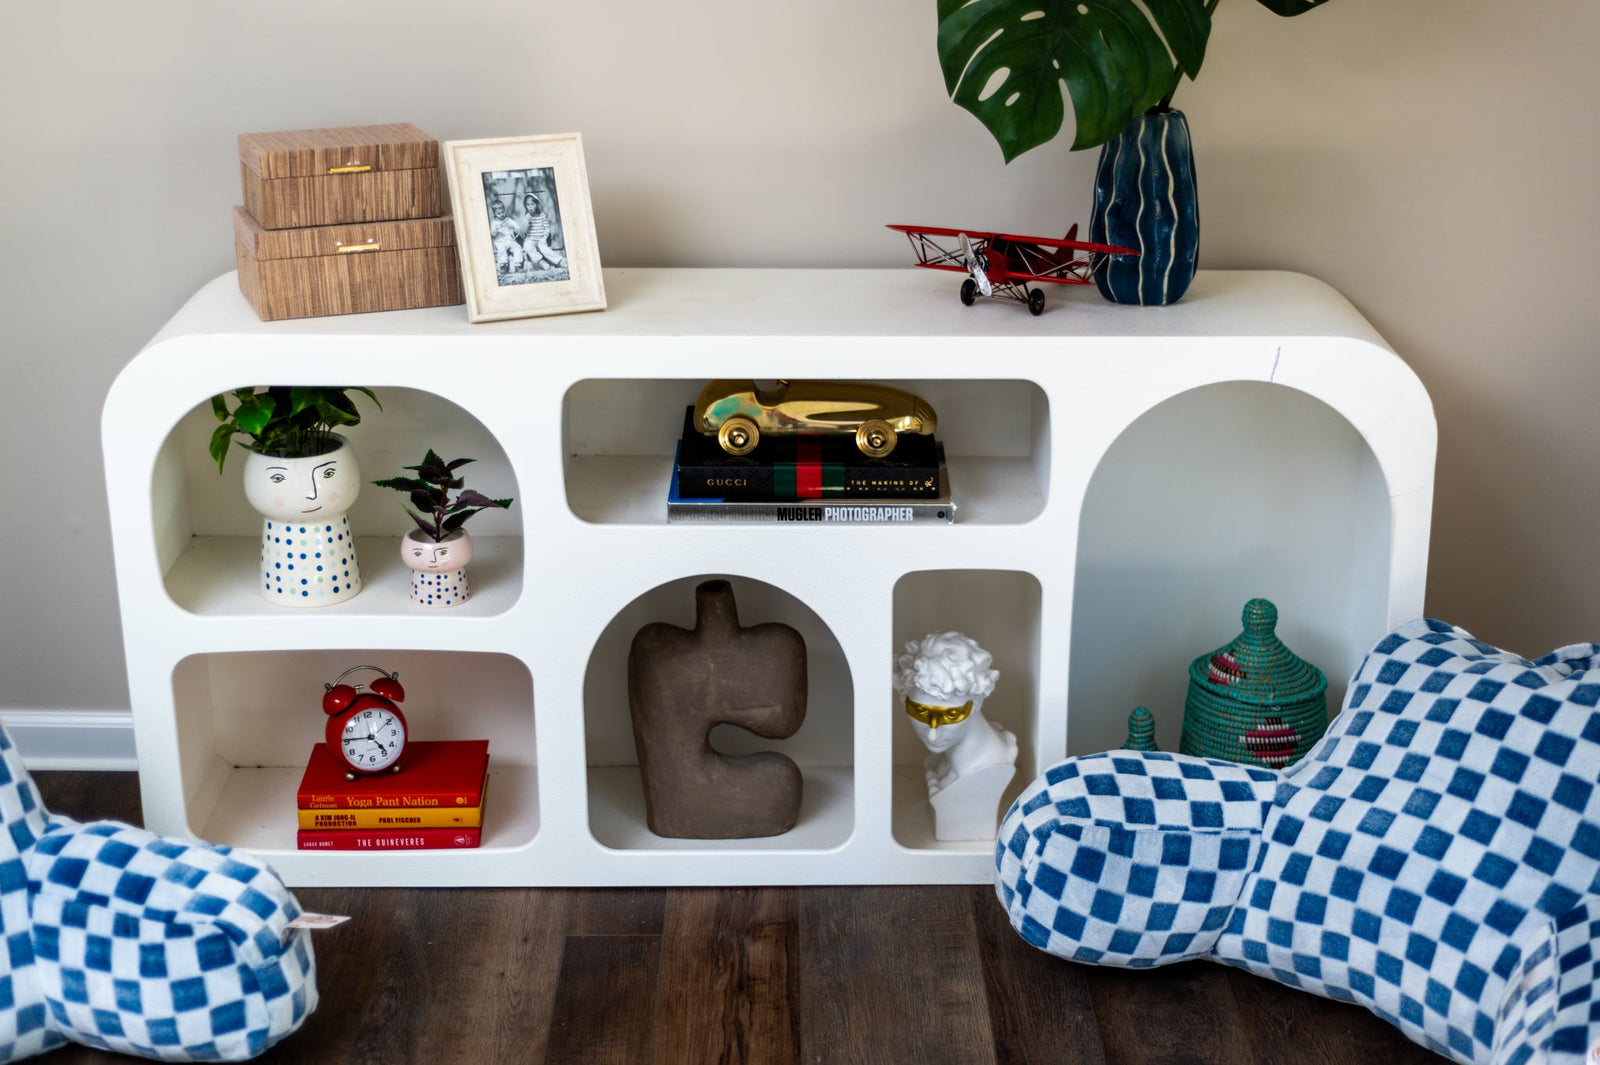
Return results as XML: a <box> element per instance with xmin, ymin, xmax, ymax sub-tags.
<box><xmin>244</xmin><ymin>435</ymin><xmax>363</xmax><ymax>607</ymax></box>
<box><xmin>400</xmin><ymin>528</ymin><xmax>474</xmax><ymax>608</ymax></box>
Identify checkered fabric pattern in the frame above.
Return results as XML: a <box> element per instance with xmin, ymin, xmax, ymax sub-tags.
<box><xmin>0</xmin><ymin>726</ymin><xmax>316</xmax><ymax>1061</ymax></box>
<box><xmin>996</xmin><ymin>619</ymin><xmax>1600</xmax><ymax>1065</ymax></box>
<box><xmin>0</xmin><ymin>724</ymin><xmax>55</xmax><ymax>1062</ymax></box>
<box><xmin>997</xmin><ymin>753</ymin><xmax>1279</xmax><ymax>965</ymax></box>
<box><xmin>1491</xmin><ymin>896</ymin><xmax>1600</xmax><ymax>1065</ymax></box>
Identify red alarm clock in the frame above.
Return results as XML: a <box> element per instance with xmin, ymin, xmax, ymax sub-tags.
<box><xmin>321</xmin><ymin>665</ymin><xmax>408</xmax><ymax>780</ymax></box>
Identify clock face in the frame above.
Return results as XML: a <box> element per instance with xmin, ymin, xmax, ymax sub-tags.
<box><xmin>340</xmin><ymin>705</ymin><xmax>405</xmax><ymax>772</ymax></box>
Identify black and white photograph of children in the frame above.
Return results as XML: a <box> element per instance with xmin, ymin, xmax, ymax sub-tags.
<box><xmin>481</xmin><ymin>167</ymin><xmax>570</xmax><ymax>287</ymax></box>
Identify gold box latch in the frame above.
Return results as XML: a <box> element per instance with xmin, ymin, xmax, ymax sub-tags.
<box><xmin>335</xmin><ymin>241</ymin><xmax>381</xmax><ymax>254</ymax></box>
<box><xmin>328</xmin><ymin>162</ymin><xmax>373</xmax><ymax>174</ymax></box>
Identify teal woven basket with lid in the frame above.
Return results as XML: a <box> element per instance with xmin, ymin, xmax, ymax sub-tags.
<box><xmin>1179</xmin><ymin>598</ymin><xmax>1328</xmax><ymax>769</ymax></box>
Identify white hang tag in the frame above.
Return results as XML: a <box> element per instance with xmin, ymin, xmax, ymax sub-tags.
<box><xmin>285</xmin><ymin>913</ymin><xmax>352</xmax><ymax>933</ymax></box>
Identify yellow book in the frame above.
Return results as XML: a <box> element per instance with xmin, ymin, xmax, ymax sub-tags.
<box><xmin>297</xmin><ymin>805</ymin><xmax>482</xmax><ymax>830</ymax></box>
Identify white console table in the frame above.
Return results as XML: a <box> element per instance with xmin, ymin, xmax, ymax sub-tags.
<box><xmin>101</xmin><ymin>268</ymin><xmax>1434</xmax><ymax>886</ymax></box>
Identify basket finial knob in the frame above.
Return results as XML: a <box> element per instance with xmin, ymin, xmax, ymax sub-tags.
<box><xmin>1241</xmin><ymin>598</ymin><xmax>1278</xmax><ymax>638</ymax></box>
<box><xmin>1122</xmin><ymin>706</ymin><xmax>1158</xmax><ymax>751</ymax></box>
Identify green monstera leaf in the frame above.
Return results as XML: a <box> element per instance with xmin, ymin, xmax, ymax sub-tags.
<box><xmin>1251</xmin><ymin>0</ymin><xmax>1333</xmax><ymax>13</ymax></box>
<box><xmin>937</xmin><ymin>0</ymin><xmax>1333</xmax><ymax>160</ymax></box>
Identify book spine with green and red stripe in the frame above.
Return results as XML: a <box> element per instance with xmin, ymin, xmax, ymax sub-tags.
<box><xmin>668</xmin><ymin>465</ymin><xmax>955</xmax><ymax>524</ymax></box>
<box><xmin>675</xmin><ymin>438</ymin><xmax>946</xmax><ymax>501</ymax></box>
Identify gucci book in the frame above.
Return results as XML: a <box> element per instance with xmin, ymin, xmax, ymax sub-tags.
<box><xmin>673</xmin><ymin>407</ymin><xmax>944</xmax><ymax>501</ymax></box>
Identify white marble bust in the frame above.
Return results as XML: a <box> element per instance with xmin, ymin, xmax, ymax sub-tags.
<box><xmin>893</xmin><ymin>631</ymin><xmax>1018</xmax><ymax>840</ymax></box>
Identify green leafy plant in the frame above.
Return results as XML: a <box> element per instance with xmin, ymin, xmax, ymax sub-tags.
<box><xmin>373</xmin><ymin>450</ymin><xmax>514</xmax><ymax>542</ymax></box>
<box><xmin>209</xmin><ymin>386</ymin><xmax>380</xmax><ymax>473</ymax></box>
<box><xmin>937</xmin><ymin>0</ymin><xmax>1334</xmax><ymax>160</ymax></box>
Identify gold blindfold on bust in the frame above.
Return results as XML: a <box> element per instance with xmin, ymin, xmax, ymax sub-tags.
<box><xmin>903</xmin><ymin>697</ymin><xmax>973</xmax><ymax>728</ymax></box>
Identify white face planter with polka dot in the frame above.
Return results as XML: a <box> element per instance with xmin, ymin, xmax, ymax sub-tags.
<box><xmin>244</xmin><ymin>434</ymin><xmax>363</xmax><ymax>606</ymax></box>
<box><xmin>399</xmin><ymin>528</ymin><xmax>474</xmax><ymax>607</ymax></box>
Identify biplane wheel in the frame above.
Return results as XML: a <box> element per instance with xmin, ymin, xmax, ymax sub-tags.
<box><xmin>855</xmin><ymin>419</ymin><xmax>897</xmax><ymax>459</ymax></box>
<box><xmin>1028</xmin><ymin>288</ymin><xmax>1045</xmax><ymax>316</ymax></box>
<box><xmin>959</xmin><ymin>279</ymin><xmax>977</xmax><ymax>306</ymax></box>
<box><xmin>717</xmin><ymin>416</ymin><xmax>760</xmax><ymax>456</ymax></box>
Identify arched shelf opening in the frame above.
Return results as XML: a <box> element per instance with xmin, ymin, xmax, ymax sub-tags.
<box><xmin>149</xmin><ymin>387</ymin><xmax>523</xmax><ymax>616</ymax></box>
<box><xmin>582</xmin><ymin>573</ymin><xmax>854</xmax><ymax>852</ymax></box>
<box><xmin>1069</xmin><ymin>381</ymin><xmax>1392</xmax><ymax>756</ymax></box>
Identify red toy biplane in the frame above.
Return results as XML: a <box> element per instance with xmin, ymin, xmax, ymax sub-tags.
<box><xmin>887</xmin><ymin>223</ymin><xmax>1138</xmax><ymax>315</ymax></box>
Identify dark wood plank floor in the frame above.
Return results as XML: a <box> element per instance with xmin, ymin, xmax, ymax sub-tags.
<box><xmin>32</xmin><ymin>772</ymin><xmax>1450</xmax><ymax>1065</ymax></box>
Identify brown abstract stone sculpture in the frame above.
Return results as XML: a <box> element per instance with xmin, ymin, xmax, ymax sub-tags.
<box><xmin>627</xmin><ymin>579</ymin><xmax>808</xmax><ymax>838</ymax></box>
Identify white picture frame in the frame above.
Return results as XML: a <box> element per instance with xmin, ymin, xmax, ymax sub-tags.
<box><xmin>443</xmin><ymin>133</ymin><xmax>606</xmax><ymax>322</ymax></box>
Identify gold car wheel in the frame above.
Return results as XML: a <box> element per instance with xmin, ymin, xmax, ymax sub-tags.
<box><xmin>855</xmin><ymin>419</ymin><xmax>897</xmax><ymax>458</ymax></box>
<box><xmin>718</xmin><ymin>416</ymin><xmax>760</xmax><ymax>456</ymax></box>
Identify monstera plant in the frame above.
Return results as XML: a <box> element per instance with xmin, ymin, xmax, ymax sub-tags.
<box><xmin>937</xmin><ymin>0</ymin><xmax>1333</xmax><ymax>159</ymax></box>
<box><xmin>937</xmin><ymin>0</ymin><xmax>1334</xmax><ymax>304</ymax></box>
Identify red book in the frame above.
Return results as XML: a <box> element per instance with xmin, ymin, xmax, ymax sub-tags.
<box><xmin>297</xmin><ymin>827</ymin><xmax>482</xmax><ymax>851</ymax></box>
<box><xmin>296</xmin><ymin>739</ymin><xmax>489</xmax><ymax>810</ymax></box>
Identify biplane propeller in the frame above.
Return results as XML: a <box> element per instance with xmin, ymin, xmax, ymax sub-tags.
<box><xmin>888</xmin><ymin>223</ymin><xmax>1138</xmax><ymax>315</ymax></box>
<box><xmin>958</xmin><ymin>232</ymin><xmax>993</xmax><ymax>298</ymax></box>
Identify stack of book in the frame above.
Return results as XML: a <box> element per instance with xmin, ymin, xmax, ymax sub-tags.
<box><xmin>668</xmin><ymin>407</ymin><xmax>956</xmax><ymax>524</ymax></box>
<box><xmin>295</xmin><ymin>739</ymin><xmax>490</xmax><ymax>850</ymax></box>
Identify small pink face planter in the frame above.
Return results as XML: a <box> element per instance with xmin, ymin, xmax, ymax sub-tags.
<box><xmin>243</xmin><ymin>435</ymin><xmax>363</xmax><ymax>607</ymax></box>
<box><xmin>400</xmin><ymin>528</ymin><xmax>475</xmax><ymax>607</ymax></box>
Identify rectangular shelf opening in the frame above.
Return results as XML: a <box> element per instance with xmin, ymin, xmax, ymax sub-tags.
<box><xmin>168</xmin><ymin>649</ymin><xmax>537</xmax><ymax>854</ymax></box>
<box><xmin>562</xmin><ymin>378</ymin><xmax>1050</xmax><ymax>525</ymax></box>
<box><xmin>891</xmin><ymin>570</ymin><xmax>1042</xmax><ymax>851</ymax></box>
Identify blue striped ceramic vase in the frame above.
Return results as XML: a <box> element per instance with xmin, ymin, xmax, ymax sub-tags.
<box><xmin>1090</xmin><ymin>109</ymin><xmax>1199</xmax><ymax>306</ymax></box>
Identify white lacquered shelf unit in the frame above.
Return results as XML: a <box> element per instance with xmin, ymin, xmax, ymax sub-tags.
<box><xmin>102</xmin><ymin>268</ymin><xmax>1435</xmax><ymax>887</ymax></box>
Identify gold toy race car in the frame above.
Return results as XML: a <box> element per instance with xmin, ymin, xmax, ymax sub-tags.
<box><xmin>694</xmin><ymin>380</ymin><xmax>938</xmax><ymax>458</ymax></box>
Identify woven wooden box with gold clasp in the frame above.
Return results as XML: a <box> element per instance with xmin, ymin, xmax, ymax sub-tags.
<box><xmin>232</xmin><ymin>207</ymin><xmax>462</xmax><ymax>321</ymax></box>
<box><xmin>238</xmin><ymin>123</ymin><xmax>441</xmax><ymax>230</ymax></box>
<box><xmin>1179</xmin><ymin>598</ymin><xmax>1329</xmax><ymax>769</ymax></box>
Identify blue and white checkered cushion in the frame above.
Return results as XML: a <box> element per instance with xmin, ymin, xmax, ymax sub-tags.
<box><xmin>997</xmin><ymin>619</ymin><xmax>1600</xmax><ymax>1065</ymax></box>
<box><xmin>997</xmin><ymin>752</ymin><xmax>1279</xmax><ymax>965</ymax></box>
<box><xmin>0</xmin><ymin>725</ymin><xmax>316</xmax><ymax>1061</ymax></box>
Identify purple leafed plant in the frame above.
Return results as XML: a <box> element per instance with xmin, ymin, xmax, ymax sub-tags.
<box><xmin>373</xmin><ymin>450</ymin><xmax>514</xmax><ymax>542</ymax></box>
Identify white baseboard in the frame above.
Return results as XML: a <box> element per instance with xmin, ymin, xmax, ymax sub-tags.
<box><xmin>0</xmin><ymin>711</ymin><xmax>139</xmax><ymax>771</ymax></box>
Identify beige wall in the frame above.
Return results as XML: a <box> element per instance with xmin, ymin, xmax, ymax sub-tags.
<box><xmin>2</xmin><ymin>0</ymin><xmax>1596</xmax><ymax>720</ymax></box>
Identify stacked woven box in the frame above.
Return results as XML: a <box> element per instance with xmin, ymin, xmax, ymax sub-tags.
<box><xmin>232</xmin><ymin>123</ymin><xmax>464</xmax><ymax>321</ymax></box>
